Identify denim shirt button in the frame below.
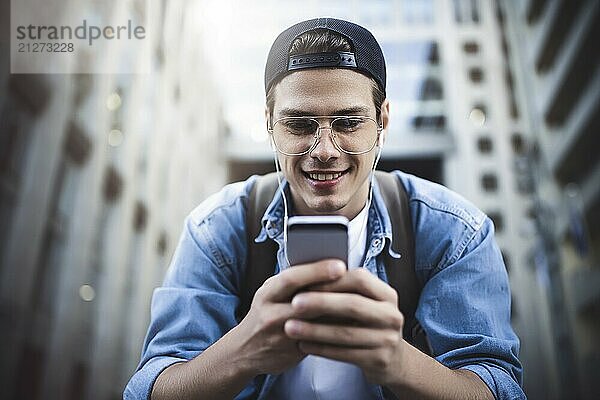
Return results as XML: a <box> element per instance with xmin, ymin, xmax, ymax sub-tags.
<box><xmin>372</xmin><ymin>238</ymin><xmax>381</xmax><ymax>248</ymax></box>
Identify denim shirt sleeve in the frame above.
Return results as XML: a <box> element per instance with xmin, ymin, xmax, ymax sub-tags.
<box><xmin>123</xmin><ymin>180</ymin><xmax>254</xmax><ymax>400</ymax></box>
<box><xmin>409</xmin><ymin>192</ymin><xmax>525</xmax><ymax>398</ymax></box>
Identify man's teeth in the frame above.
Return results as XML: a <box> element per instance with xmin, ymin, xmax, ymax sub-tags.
<box><xmin>308</xmin><ymin>172</ymin><xmax>343</xmax><ymax>181</ymax></box>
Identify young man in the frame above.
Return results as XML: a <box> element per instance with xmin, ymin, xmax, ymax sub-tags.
<box><xmin>125</xmin><ymin>18</ymin><xmax>525</xmax><ymax>399</ymax></box>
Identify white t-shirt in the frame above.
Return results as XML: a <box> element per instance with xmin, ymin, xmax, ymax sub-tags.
<box><xmin>347</xmin><ymin>203</ymin><xmax>369</xmax><ymax>270</ymax></box>
<box><xmin>269</xmin><ymin>205</ymin><xmax>378</xmax><ymax>399</ymax></box>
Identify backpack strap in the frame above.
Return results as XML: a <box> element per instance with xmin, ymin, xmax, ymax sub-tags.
<box><xmin>240</xmin><ymin>171</ymin><xmax>431</xmax><ymax>356</ymax></box>
<box><xmin>374</xmin><ymin>171</ymin><xmax>431</xmax><ymax>356</ymax></box>
<box><xmin>237</xmin><ymin>173</ymin><xmax>280</xmax><ymax>322</ymax></box>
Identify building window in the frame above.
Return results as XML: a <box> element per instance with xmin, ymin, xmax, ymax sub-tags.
<box><xmin>419</xmin><ymin>77</ymin><xmax>444</xmax><ymax>100</ymax></box>
<box><xmin>102</xmin><ymin>166</ymin><xmax>123</xmax><ymax>203</ymax></box>
<box><xmin>511</xmin><ymin>133</ymin><xmax>526</xmax><ymax>155</ymax></box>
<box><xmin>382</xmin><ymin>40</ymin><xmax>439</xmax><ymax>66</ymax></box>
<box><xmin>481</xmin><ymin>173</ymin><xmax>498</xmax><ymax>192</ymax></box>
<box><xmin>64</xmin><ymin>121</ymin><xmax>92</xmax><ymax>166</ymax></box>
<box><xmin>389</xmin><ymin>76</ymin><xmax>444</xmax><ymax>102</ymax></box>
<box><xmin>157</xmin><ymin>231</ymin><xmax>168</xmax><ymax>256</ymax></box>
<box><xmin>505</xmin><ymin>69</ymin><xmax>519</xmax><ymax>119</ymax></box>
<box><xmin>469</xmin><ymin>67</ymin><xmax>484</xmax><ymax>83</ymax></box>
<box><xmin>133</xmin><ymin>201</ymin><xmax>148</xmax><ymax>232</ymax></box>
<box><xmin>477</xmin><ymin>136</ymin><xmax>493</xmax><ymax>154</ymax></box>
<box><xmin>501</xmin><ymin>35</ymin><xmax>510</xmax><ymax>59</ymax></box>
<box><xmin>411</xmin><ymin>115</ymin><xmax>446</xmax><ymax>132</ymax></box>
<box><xmin>509</xmin><ymin>100</ymin><xmax>519</xmax><ymax>120</ymax></box>
<box><xmin>470</xmin><ymin>0</ymin><xmax>480</xmax><ymax>23</ymax></box>
<box><xmin>453</xmin><ymin>0</ymin><xmax>480</xmax><ymax>24</ymax></box>
<box><xmin>495</xmin><ymin>1</ymin><xmax>506</xmax><ymax>26</ymax></box>
<box><xmin>463</xmin><ymin>41</ymin><xmax>479</xmax><ymax>54</ymax></box>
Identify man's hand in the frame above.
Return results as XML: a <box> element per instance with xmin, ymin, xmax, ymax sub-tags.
<box><xmin>282</xmin><ymin>268</ymin><xmax>494</xmax><ymax>399</ymax></box>
<box><xmin>234</xmin><ymin>259</ymin><xmax>347</xmax><ymax>375</ymax></box>
<box><xmin>151</xmin><ymin>259</ymin><xmax>346</xmax><ymax>400</ymax></box>
<box><xmin>282</xmin><ymin>267</ymin><xmax>407</xmax><ymax>385</ymax></box>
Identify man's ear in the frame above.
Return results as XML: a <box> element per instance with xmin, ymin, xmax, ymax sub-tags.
<box><xmin>379</xmin><ymin>98</ymin><xmax>390</xmax><ymax>146</ymax></box>
<box><xmin>264</xmin><ymin>106</ymin><xmax>270</xmax><ymax>129</ymax></box>
<box><xmin>265</xmin><ymin>106</ymin><xmax>277</xmax><ymax>152</ymax></box>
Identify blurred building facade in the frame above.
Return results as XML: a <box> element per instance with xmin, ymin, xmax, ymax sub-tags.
<box><xmin>0</xmin><ymin>1</ymin><xmax>226</xmax><ymax>400</ymax></box>
<box><xmin>501</xmin><ymin>1</ymin><xmax>600</xmax><ymax>399</ymax></box>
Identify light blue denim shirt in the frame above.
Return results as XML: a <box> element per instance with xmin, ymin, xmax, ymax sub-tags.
<box><xmin>124</xmin><ymin>171</ymin><xmax>525</xmax><ymax>400</ymax></box>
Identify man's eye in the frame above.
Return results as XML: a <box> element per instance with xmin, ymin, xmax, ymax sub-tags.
<box><xmin>333</xmin><ymin>117</ymin><xmax>364</xmax><ymax>131</ymax></box>
<box><xmin>283</xmin><ymin>120</ymin><xmax>316</xmax><ymax>134</ymax></box>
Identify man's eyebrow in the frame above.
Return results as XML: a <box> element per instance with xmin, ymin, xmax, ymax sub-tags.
<box><xmin>332</xmin><ymin>106</ymin><xmax>372</xmax><ymax>115</ymax></box>
<box><xmin>277</xmin><ymin>108</ymin><xmax>307</xmax><ymax>117</ymax></box>
<box><xmin>277</xmin><ymin>106</ymin><xmax>372</xmax><ymax>117</ymax></box>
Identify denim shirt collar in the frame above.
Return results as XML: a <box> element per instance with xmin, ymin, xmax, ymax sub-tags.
<box><xmin>254</xmin><ymin>174</ymin><xmax>401</xmax><ymax>261</ymax></box>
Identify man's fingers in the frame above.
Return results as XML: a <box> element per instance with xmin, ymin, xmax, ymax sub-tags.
<box><xmin>254</xmin><ymin>303</ymin><xmax>297</xmax><ymax>329</ymax></box>
<box><xmin>297</xmin><ymin>341</ymin><xmax>375</xmax><ymax>364</ymax></box>
<box><xmin>291</xmin><ymin>292</ymin><xmax>404</xmax><ymax>330</ymax></box>
<box><xmin>307</xmin><ymin>268</ymin><xmax>398</xmax><ymax>303</ymax></box>
<box><xmin>259</xmin><ymin>259</ymin><xmax>346</xmax><ymax>302</ymax></box>
<box><xmin>285</xmin><ymin>319</ymin><xmax>401</xmax><ymax>348</ymax></box>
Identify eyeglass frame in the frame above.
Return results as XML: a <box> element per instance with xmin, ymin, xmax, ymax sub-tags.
<box><xmin>267</xmin><ymin>115</ymin><xmax>384</xmax><ymax>156</ymax></box>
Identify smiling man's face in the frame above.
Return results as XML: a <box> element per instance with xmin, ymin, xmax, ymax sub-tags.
<box><xmin>269</xmin><ymin>68</ymin><xmax>389</xmax><ymax>220</ymax></box>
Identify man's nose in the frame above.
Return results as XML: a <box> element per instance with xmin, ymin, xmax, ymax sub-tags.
<box><xmin>310</xmin><ymin>127</ymin><xmax>341</xmax><ymax>162</ymax></box>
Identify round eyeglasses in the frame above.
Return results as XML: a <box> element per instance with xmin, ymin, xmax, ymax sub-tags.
<box><xmin>268</xmin><ymin>115</ymin><xmax>382</xmax><ymax>156</ymax></box>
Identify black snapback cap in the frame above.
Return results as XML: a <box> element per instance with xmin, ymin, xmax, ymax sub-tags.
<box><xmin>264</xmin><ymin>18</ymin><xmax>386</xmax><ymax>96</ymax></box>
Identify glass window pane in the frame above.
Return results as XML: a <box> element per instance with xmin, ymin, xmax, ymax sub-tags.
<box><xmin>388</xmin><ymin>76</ymin><xmax>443</xmax><ymax>102</ymax></box>
<box><xmin>411</xmin><ymin>115</ymin><xmax>446</xmax><ymax>132</ymax></box>
<box><xmin>382</xmin><ymin>40</ymin><xmax>439</xmax><ymax>66</ymax></box>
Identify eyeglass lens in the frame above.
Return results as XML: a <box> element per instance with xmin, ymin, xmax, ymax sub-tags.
<box><xmin>272</xmin><ymin>117</ymin><xmax>378</xmax><ymax>154</ymax></box>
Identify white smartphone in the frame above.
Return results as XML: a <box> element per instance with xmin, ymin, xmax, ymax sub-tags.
<box><xmin>286</xmin><ymin>215</ymin><xmax>349</xmax><ymax>267</ymax></box>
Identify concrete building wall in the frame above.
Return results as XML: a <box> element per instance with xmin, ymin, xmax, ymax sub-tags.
<box><xmin>501</xmin><ymin>1</ymin><xmax>600</xmax><ymax>399</ymax></box>
<box><xmin>0</xmin><ymin>1</ymin><xmax>226</xmax><ymax>399</ymax></box>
